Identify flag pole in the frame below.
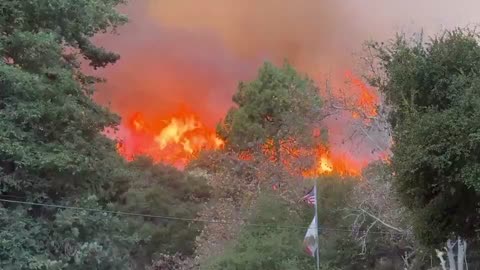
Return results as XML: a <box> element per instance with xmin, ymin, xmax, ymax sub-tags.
<box><xmin>314</xmin><ymin>179</ymin><xmax>320</xmax><ymax>270</ymax></box>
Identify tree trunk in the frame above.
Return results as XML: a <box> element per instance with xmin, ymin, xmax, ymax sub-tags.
<box><xmin>435</xmin><ymin>239</ymin><xmax>468</xmax><ymax>270</ymax></box>
<box><xmin>446</xmin><ymin>239</ymin><xmax>457</xmax><ymax>270</ymax></box>
<box><xmin>436</xmin><ymin>249</ymin><xmax>447</xmax><ymax>270</ymax></box>
<box><xmin>457</xmin><ymin>238</ymin><xmax>466</xmax><ymax>270</ymax></box>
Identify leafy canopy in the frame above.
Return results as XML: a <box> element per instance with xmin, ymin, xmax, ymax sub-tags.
<box><xmin>120</xmin><ymin>157</ymin><xmax>211</xmax><ymax>257</ymax></box>
<box><xmin>0</xmin><ymin>1</ymin><xmax>214</xmax><ymax>268</ymax></box>
<box><xmin>0</xmin><ymin>0</ymin><xmax>127</xmax><ymax>198</ymax></box>
<box><xmin>0</xmin><ymin>196</ymin><xmax>141</xmax><ymax>270</ymax></box>
<box><xmin>369</xmin><ymin>29</ymin><xmax>480</xmax><ymax>246</ymax></box>
<box><xmin>217</xmin><ymin>62</ymin><xmax>324</xmax><ymax>153</ymax></box>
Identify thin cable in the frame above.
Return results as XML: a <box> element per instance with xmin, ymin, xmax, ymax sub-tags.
<box><xmin>0</xmin><ymin>194</ymin><xmax>27</xmax><ymax>199</ymax></box>
<box><xmin>0</xmin><ymin>198</ymin><xmax>402</xmax><ymax>234</ymax></box>
<box><xmin>0</xmin><ymin>198</ymin><xmax>309</xmax><ymax>230</ymax></box>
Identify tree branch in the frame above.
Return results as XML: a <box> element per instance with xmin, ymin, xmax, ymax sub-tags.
<box><xmin>359</xmin><ymin>208</ymin><xmax>404</xmax><ymax>233</ymax></box>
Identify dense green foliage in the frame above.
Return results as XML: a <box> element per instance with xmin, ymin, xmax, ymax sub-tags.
<box><xmin>217</xmin><ymin>62</ymin><xmax>324</xmax><ymax>156</ymax></box>
<box><xmin>0</xmin><ymin>1</ymin><xmax>209</xmax><ymax>269</ymax></box>
<box><xmin>120</xmin><ymin>157</ymin><xmax>211</xmax><ymax>258</ymax></box>
<box><xmin>369</xmin><ymin>29</ymin><xmax>480</xmax><ymax>246</ymax></box>
<box><xmin>0</xmin><ymin>0</ymin><xmax>128</xmax><ymax>199</ymax></box>
<box><xmin>0</xmin><ymin>196</ymin><xmax>141</xmax><ymax>270</ymax></box>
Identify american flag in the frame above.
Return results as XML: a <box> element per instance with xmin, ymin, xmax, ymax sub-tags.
<box><xmin>301</xmin><ymin>187</ymin><xmax>316</xmax><ymax>206</ymax></box>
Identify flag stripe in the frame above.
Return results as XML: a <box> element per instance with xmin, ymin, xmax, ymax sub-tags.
<box><xmin>301</xmin><ymin>187</ymin><xmax>316</xmax><ymax>206</ymax></box>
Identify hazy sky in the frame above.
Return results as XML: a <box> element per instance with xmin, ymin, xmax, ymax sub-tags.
<box><xmin>96</xmin><ymin>0</ymin><xmax>480</xmax><ymax>116</ymax></box>
<box><xmin>147</xmin><ymin>0</ymin><xmax>480</xmax><ymax>69</ymax></box>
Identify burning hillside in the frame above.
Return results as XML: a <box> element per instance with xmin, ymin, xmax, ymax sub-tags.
<box><xmin>111</xmin><ymin>69</ymin><xmax>379</xmax><ymax>175</ymax></box>
<box><xmin>115</xmin><ymin>114</ymin><xmax>366</xmax><ymax>177</ymax></box>
<box><xmin>92</xmin><ymin>0</ymin><xmax>479</xmax><ymax>175</ymax></box>
<box><xmin>116</xmin><ymin>112</ymin><xmax>224</xmax><ymax>168</ymax></box>
<box><xmin>94</xmin><ymin>0</ymin><xmax>394</xmax><ymax>175</ymax></box>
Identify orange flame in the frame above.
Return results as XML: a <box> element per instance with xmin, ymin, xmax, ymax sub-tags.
<box><xmin>117</xmin><ymin>116</ymin><xmax>364</xmax><ymax>175</ymax></box>
<box><xmin>250</xmin><ymin>138</ymin><xmax>362</xmax><ymax>177</ymax></box>
<box><xmin>303</xmin><ymin>146</ymin><xmax>362</xmax><ymax>177</ymax></box>
<box><xmin>117</xmin><ymin>112</ymin><xmax>224</xmax><ymax>168</ymax></box>
<box><xmin>113</xmin><ymin>72</ymin><xmax>381</xmax><ymax>174</ymax></box>
<box><xmin>155</xmin><ymin>117</ymin><xmax>198</xmax><ymax>151</ymax></box>
<box><xmin>131</xmin><ymin>112</ymin><xmax>147</xmax><ymax>132</ymax></box>
<box><xmin>345</xmin><ymin>71</ymin><xmax>378</xmax><ymax>120</ymax></box>
<box><xmin>319</xmin><ymin>156</ymin><xmax>334</xmax><ymax>173</ymax></box>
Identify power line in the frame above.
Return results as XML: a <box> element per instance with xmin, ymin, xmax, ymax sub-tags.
<box><xmin>0</xmin><ymin>198</ymin><xmax>308</xmax><ymax>230</ymax></box>
<box><xmin>0</xmin><ymin>198</ymin><xmax>402</xmax><ymax>235</ymax></box>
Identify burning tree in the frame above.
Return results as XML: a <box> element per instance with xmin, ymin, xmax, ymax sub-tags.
<box><xmin>323</xmin><ymin>71</ymin><xmax>392</xmax><ymax>161</ymax></box>
<box><xmin>217</xmin><ymin>61</ymin><xmax>327</xmax><ymax>177</ymax></box>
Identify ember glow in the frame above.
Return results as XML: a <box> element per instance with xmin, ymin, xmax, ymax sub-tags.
<box><xmin>303</xmin><ymin>146</ymin><xmax>363</xmax><ymax>177</ymax></box>
<box><xmin>319</xmin><ymin>156</ymin><xmax>334</xmax><ymax>173</ymax></box>
<box><xmin>254</xmin><ymin>137</ymin><xmax>362</xmax><ymax>177</ymax></box>
<box><xmin>117</xmin><ymin>112</ymin><xmax>224</xmax><ymax>167</ymax></box>
<box><xmin>345</xmin><ymin>71</ymin><xmax>379</xmax><ymax>120</ymax></box>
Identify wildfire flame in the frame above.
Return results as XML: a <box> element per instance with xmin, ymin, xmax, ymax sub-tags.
<box><xmin>319</xmin><ymin>156</ymin><xmax>334</xmax><ymax>173</ymax></box>
<box><xmin>238</xmin><ymin>138</ymin><xmax>361</xmax><ymax>177</ymax></box>
<box><xmin>345</xmin><ymin>71</ymin><xmax>378</xmax><ymax>120</ymax></box>
<box><xmin>116</xmin><ymin>116</ymin><xmax>364</xmax><ymax>176</ymax></box>
<box><xmin>113</xmin><ymin>71</ymin><xmax>380</xmax><ymax>177</ymax></box>
<box><xmin>95</xmin><ymin>0</ymin><xmax>390</xmax><ymax>178</ymax></box>
<box><xmin>116</xmin><ymin>112</ymin><xmax>224</xmax><ymax>167</ymax></box>
<box><xmin>303</xmin><ymin>146</ymin><xmax>362</xmax><ymax>177</ymax></box>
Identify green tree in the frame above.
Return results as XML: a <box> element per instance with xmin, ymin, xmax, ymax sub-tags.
<box><xmin>201</xmin><ymin>177</ymin><xmax>381</xmax><ymax>270</ymax></box>
<box><xmin>0</xmin><ymin>0</ymin><xmax>128</xmax><ymax>200</ymax></box>
<box><xmin>0</xmin><ymin>196</ymin><xmax>141</xmax><ymax>270</ymax></box>
<box><xmin>217</xmin><ymin>62</ymin><xmax>324</xmax><ymax>163</ymax></box>
<box><xmin>368</xmin><ymin>29</ymin><xmax>480</xmax><ymax>246</ymax></box>
<box><xmin>0</xmin><ymin>1</ymin><xmax>160</xmax><ymax>269</ymax></box>
<box><xmin>202</xmin><ymin>193</ymin><xmax>312</xmax><ymax>270</ymax></box>
<box><xmin>119</xmin><ymin>157</ymin><xmax>211</xmax><ymax>259</ymax></box>
<box><xmin>0</xmin><ymin>2</ymin><xmax>215</xmax><ymax>266</ymax></box>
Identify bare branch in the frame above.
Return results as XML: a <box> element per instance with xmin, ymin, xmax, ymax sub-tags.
<box><xmin>436</xmin><ymin>249</ymin><xmax>448</xmax><ymax>270</ymax></box>
<box><xmin>358</xmin><ymin>208</ymin><xmax>404</xmax><ymax>233</ymax></box>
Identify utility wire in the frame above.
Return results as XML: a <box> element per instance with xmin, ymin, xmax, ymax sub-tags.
<box><xmin>0</xmin><ymin>198</ymin><xmax>403</xmax><ymax>234</ymax></box>
<box><xmin>0</xmin><ymin>198</ymin><xmax>308</xmax><ymax>229</ymax></box>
